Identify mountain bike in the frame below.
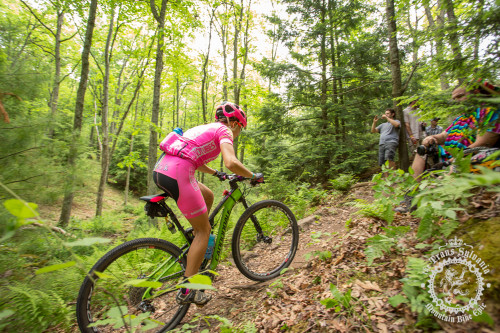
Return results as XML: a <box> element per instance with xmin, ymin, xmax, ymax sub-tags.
<box><xmin>76</xmin><ymin>175</ymin><xmax>299</xmax><ymax>332</ymax></box>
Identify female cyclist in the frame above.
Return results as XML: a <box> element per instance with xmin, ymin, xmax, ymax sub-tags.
<box><xmin>153</xmin><ymin>102</ymin><xmax>263</xmax><ymax>305</ymax></box>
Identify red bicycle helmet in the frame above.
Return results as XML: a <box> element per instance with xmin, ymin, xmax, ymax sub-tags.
<box><xmin>215</xmin><ymin>101</ymin><xmax>247</xmax><ymax>128</ymax></box>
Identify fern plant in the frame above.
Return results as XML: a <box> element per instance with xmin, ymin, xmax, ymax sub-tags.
<box><xmin>5</xmin><ymin>285</ymin><xmax>73</xmax><ymax>332</ymax></box>
<box><xmin>353</xmin><ymin>197</ymin><xmax>395</xmax><ymax>224</ymax></box>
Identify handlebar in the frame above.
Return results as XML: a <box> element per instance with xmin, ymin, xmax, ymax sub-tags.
<box><xmin>223</xmin><ymin>174</ymin><xmax>265</xmax><ymax>186</ymax></box>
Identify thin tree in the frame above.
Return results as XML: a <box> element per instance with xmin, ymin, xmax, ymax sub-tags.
<box><xmin>201</xmin><ymin>7</ymin><xmax>216</xmax><ymax>123</ymax></box>
<box><xmin>58</xmin><ymin>0</ymin><xmax>98</xmax><ymax>227</ymax></box>
<box><xmin>386</xmin><ymin>0</ymin><xmax>409</xmax><ymax>171</ymax></box>
<box><xmin>19</xmin><ymin>0</ymin><xmax>76</xmax><ymax>139</ymax></box>
<box><xmin>148</xmin><ymin>0</ymin><xmax>169</xmax><ymax>198</ymax></box>
<box><xmin>96</xmin><ymin>5</ymin><xmax>116</xmax><ymax>217</ymax></box>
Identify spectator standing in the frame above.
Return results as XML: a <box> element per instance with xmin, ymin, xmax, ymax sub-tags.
<box><xmin>425</xmin><ymin>117</ymin><xmax>443</xmax><ymax>137</ymax></box>
<box><xmin>371</xmin><ymin>108</ymin><xmax>401</xmax><ymax>169</ymax></box>
<box><xmin>403</xmin><ymin>100</ymin><xmax>423</xmax><ymax>157</ymax></box>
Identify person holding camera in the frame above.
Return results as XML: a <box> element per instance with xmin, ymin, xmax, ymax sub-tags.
<box><xmin>411</xmin><ymin>84</ymin><xmax>500</xmax><ymax>180</ymax></box>
<box><xmin>371</xmin><ymin>108</ymin><xmax>401</xmax><ymax>169</ymax></box>
<box><xmin>395</xmin><ymin>82</ymin><xmax>499</xmax><ymax>213</ymax></box>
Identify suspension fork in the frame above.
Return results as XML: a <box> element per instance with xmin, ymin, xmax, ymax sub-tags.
<box><xmin>241</xmin><ymin>197</ymin><xmax>270</xmax><ymax>242</ymax></box>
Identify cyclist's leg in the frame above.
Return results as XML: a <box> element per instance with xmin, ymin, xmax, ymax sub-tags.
<box><xmin>184</xmin><ymin>212</ymin><xmax>211</xmax><ymax>277</ymax></box>
<box><xmin>174</xmin><ymin>162</ymin><xmax>211</xmax><ymax>277</ymax></box>
<box><xmin>198</xmin><ymin>182</ymin><xmax>214</xmax><ymax>213</ymax></box>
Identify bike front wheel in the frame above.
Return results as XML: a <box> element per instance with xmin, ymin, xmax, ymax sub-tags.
<box><xmin>76</xmin><ymin>238</ymin><xmax>189</xmax><ymax>333</ymax></box>
<box><xmin>232</xmin><ymin>200</ymin><xmax>299</xmax><ymax>281</ymax></box>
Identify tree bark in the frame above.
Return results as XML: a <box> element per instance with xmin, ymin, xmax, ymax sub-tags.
<box><xmin>201</xmin><ymin>8</ymin><xmax>215</xmax><ymax>124</ymax></box>
<box><xmin>96</xmin><ymin>6</ymin><xmax>115</xmax><ymax>217</ymax></box>
<box><xmin>424</xmin><ymin>4</ymin><xmax>449</xmax><ymax>90</ymax></box>
<box><xmin>443</xmin><ymin>0</ymin><xmax>464</xmax><ymax>84</ymax></box>
<box><xmin>125</xmin><ymin>95</ymin><xmax>140</xmax><ymax>206</ymax></box>
<box><xmin>48</xmin><ymin>10</ymin><xmax>64</xmax><ymax>138</ymax></box>
<box><xmin>58</xmin><ymin>0</ymin><xmax>98</xmax><ymax>227</ymax></box>
<box><xmin>148</xmin><ymin>0</ymin><xmax>169</xmax><ymax>203</ymax></box>
<box><xmin>319</xmin><ymin>0</ymin><xmax>330</xmax><ymax>182</ymax></box>
<box><xmin>386</xmin><ymin>0</ymin><xmax>409</xmax><ymax>171</ymax></box>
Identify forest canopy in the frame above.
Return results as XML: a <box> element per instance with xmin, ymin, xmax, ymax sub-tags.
<box><xmin>0</xmin><ymin>0</ymin><xmax>498</xmax><ymax>222</ymax></box>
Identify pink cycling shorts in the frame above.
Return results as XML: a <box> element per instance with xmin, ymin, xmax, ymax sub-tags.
<box><xmin>153</xmin><ymin>154</ymin><xmax>207</xmax><ymax>219</ymax></box>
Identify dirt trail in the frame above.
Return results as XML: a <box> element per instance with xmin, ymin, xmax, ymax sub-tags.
<box><xmin>181</xmin><ymin>183</ymin><xmax>375</xmax><ymax>332</ymax></box>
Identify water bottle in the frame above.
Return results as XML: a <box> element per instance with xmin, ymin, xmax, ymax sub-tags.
<box><xmin>204</xmin><ymin>234</ymin><xmax>216</xmax><ymax>259</ymax></box>
<box><xmin>173</xmin><ymin>127</ymin><xmax>183</xmax><ymax>136</ymax></box>
<box><xmin>165</xmin><ymin>217</ymin><xmax>176</xmax><ymax>234</ymax></box>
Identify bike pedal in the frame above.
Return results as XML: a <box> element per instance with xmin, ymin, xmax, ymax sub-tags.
<box><xmin>195</xmin><ymin>303</ymin><xmax>206</xmax><ymax>308</ymax></box>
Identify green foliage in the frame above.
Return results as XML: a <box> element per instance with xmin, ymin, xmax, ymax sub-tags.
<box><xmin>321</xmin><ymin>283</ymin><xmax>353</xmax><ymax>313</ymax></box>
<box><xmin>178</xmin><ymin>273</ymin><xmax>217</xmax><ymax>291</ymax></box>
<box><xmin>399</xmin><ymin>257</ymin><xmax>435</xmax><ymax>326</ymax></box>
<box><xmin>173</xmin><ymin>314</ymin><xmax>237</xmax><ymax>333</ymax></box>
<box><xmin>88</xmin><ymin>306</ymin><xmax>158</xmax><ymax>331</ymax></box>
<box><xmin>261</xmin><ymin>179</ymin><xmax>327</xmax><ymax>220</ymax></box>
<box><xmin>304</xmin><ymin>250</ymin><xmax>332</xmax><ymax>261</ymax></box>
<box><xmin>329</xmin><ymin>173</ymin><xmax>357</xmax><ymax>192</ymax></box>
<box><xmin>353</xmin><ymin>197</ymin><xmax>395</xmax><ymax>224</ymax></box>
<box><xmin>109</xmin><ymin>130</ymin><xmax>150</xmax><ymax>195</ymax></box>
<box><xmin>372</xmin><ymin>166</ymin><xmax>416</xmax><ymax>200</ymax></box>
<box><xmin>364</xmin><ymin>234</ymin><xmax>397</xmax><ymax>265</ymax></box>
<box><xmin>364</xmin><ymin>226</ymin><xmax>410</xmax><ymax>265</ymax></box>
<box><xmin>412</xmin><ymin>166</ymin><xmax>500</xmax><ymax>241</ymax></box>
<box><xmin>0</xmin><ymin>197</ymin><xmax>39</xmax><ymax>242</ymax></box>
<box><xmin>2</xmin><ymin>285</ymin><xmax>73</xmax><ymax>332</ymax></box>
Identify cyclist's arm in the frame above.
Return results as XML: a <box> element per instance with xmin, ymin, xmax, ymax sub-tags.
<box><xmin>220</xmin><ymin>142</ymin><xmax>254</xmax><ymax>178</ymax></box>
<box><xmin>197</xmin><ymin>164</ymin><xmax>217</xmax><ymax>175</ymax></box>
<box><xmin>470</xmin><ymin>131</ymin><xmax>500</xmax><ymax>148</ymax></box>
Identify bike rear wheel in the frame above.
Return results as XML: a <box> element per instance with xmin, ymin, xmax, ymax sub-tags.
<box><xmin>76</xmin><ymin>238</ymin><xmax>189</xmax><ymax>333</ymax></box>
<box><xmin>232</xmin><ymin>200</ymin><xmax>299</xmax><ymax>281</ymax></box>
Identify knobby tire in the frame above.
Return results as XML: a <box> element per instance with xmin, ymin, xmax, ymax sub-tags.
<box><xmin>231</xmin><ymin>200</ymin><xmax>299</xmax><ymax>281</ymax></box>
<box><xmin>76</xmin><ymin>238</ymin><xmax>189</xmax><ymax>333</ymax></box>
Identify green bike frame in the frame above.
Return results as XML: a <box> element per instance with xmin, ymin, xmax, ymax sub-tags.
<box><xmin>208</xmin><ymin>187</ymin><xmax>242</xmax><ymax>270</ymax></box>
<box><xmin>140</xmin><ymin>186</ymin><xmax>243</xmax><ymax>300</ymax></box>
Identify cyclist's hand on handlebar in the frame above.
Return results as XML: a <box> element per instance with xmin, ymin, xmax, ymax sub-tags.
<box><xmin>212</xmin><ymin>169</ymin><xmax>227</xmax><ymax>181</ymax></box>
<box><xmin>251</xmin><ymin>173</ymin><xmax>264</xmax><ymax>185</ymax></box>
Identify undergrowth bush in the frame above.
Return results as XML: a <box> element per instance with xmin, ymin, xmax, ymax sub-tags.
<box><xmin>369</xmin><ymin>162</ymin><xmax>500</xmax><ymax>329</ymax></box>
<box><xmin>329</xmin><ymin>173</ymin><xmax>357</xmax><ymax>192</ymax></box>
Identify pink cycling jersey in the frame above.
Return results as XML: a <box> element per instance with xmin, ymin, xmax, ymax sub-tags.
<box><xmin>159</xmin><ymin>123</ymin><xmax>233</xmax><ymax>167</ymax></box>
<box><xmin>154</xmin><ymin>123</ymin><xmax>233</xmax><ymax>219</ymax></box>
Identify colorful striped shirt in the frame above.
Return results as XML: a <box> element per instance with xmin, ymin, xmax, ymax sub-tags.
<box><xmin>439</xmin><ymin>107</ymin><xmax>500</xmax><ymax>160</ymax></box>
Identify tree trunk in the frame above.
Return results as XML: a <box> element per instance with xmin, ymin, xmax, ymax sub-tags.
<box><xmin>201</xmin><ymin>9</ymin><xmax>215</xmax><ymax>124</ymax></box>
<box><xmin>58</xmin><ymin>0</ymin><xmax>98</xmax><ymax>227</ymax></box>
<box><xmin>386</xmin><ymin>0</ymin><xmax>409</xmax><ymax>171</ymax></box>
<box><xmin>176</xmin><ymin>78</ymin><xmax>180</xmax><ymax>127</ymax></box>
<box><xmin>443</xmin><ymin>0</ymin><xmax>464</xmax><ymax>84</ymax></box>
<box><xmin>96</xmin><ymin>6</ymin><xmax>115</xmax><ymax>217</ymax></box>
<box><xmin>215</xmin><ymin>2</ymin><xmax>230</xmax><ymax>101</ymax></box>
<box><xmin>148</xmin><ymin>0</ymin><xmax>168</xmax><ymax>228</ymax></box>
<box><xmin>125</xmin><ymin>94</ymin><xmax>140</xmax><ymax>206</ymax></box>
<box><xmin>424</xmin><ymin>4</ymin><xmax>449</xmax><ymax>90</ymax></box>
<box><xmin>319</xmin><ymin>0</ymin><xmax>330</xmax><ymax>182</ymax></box>
<box><xmin>48</xmin><ymin>10</ymin><xmax>64</xmax><ymax>139</ymax></box>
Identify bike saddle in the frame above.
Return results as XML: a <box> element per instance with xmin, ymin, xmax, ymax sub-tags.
<box><xmin>139</xmin><ymin>193</ymin><xmax>170</xmax><ymax>203</ymax></box>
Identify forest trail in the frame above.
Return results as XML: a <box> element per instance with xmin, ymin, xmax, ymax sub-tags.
<box><xmin>178</xmin><ymin>183</ymin><xmax>500</xmax><ymax>333</ymax></box>
<box><xmin>183</xmin><ymin>182</ymin><xmax>382</xmax><ymax>332</ymax></box>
